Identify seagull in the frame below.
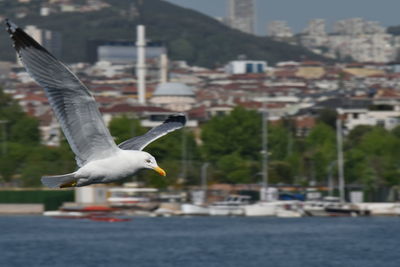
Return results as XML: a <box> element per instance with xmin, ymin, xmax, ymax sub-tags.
<box><xmin>5</xmin><ymin>19</ymin><xmax>186</xmax><ymax>188</ymax></box>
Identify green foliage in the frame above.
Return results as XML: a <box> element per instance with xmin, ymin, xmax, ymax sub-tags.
<box><xmin>304</xmin><ymin>123</ymin><xmax>336</xmax><ymax>182</ymax></box>
<box><xmin>20</xmin><ymin>145</ymin><xmax>76</xmax><ymax>187</ymax></box>
<box><xmin>202</xmin><ymin>107</ymin><xmax>261</xmax><ymax>162</ymax></box>
<box><xmin>9</xmin><ymin>117</ymin><xmax>40</xmax><ymax>145</ymax></box>
<box><xmin>215</xmin><ymin>152</ymin><xmax>256</xmax><ymax>184</ymax></box>
<box><xmin>201</xmin><ymin>108</ymin><xmax>299</xmax><ymax>184</ymax></box>
<box><xmin>268</xmin><ymin>124</ymin><xmax>291</xmax><ymax>161</ymax></box>
<box><xmin>345</xmin><ymin>127</ymin><xmax>400</xmax><ymax>188</ymax></box>
<box><xmin>0</xmin><ymin>87</ymin><xmax>75</xmax><ymax>186</ymax></box>
<box><xmin>269</xmin><ymin>161</ymin><xmax>293</xmax><ymax>184</ymax></box>
<box><xmin>109</xmin><ymin>116</ymin><xmax>147</xmax><ymax>145</ymax></box>
<box><xmin>317</xmin><ymin>109</ymin><xmax>338</xmax><ymax>129</ymax></box>
<box><xmin>347</xmin><ymin>125</ymin><xmax>374</xmax><ymax>147</ymax></box>
<box><xmin>0</xmin><ymin>143</ymin><xmax>27</xmax><ymax>182</ymax></box>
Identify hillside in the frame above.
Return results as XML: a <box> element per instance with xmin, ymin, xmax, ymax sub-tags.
<box><xmin>0</xmin><ymin>0</ymin><xmax>326</xmax><ymax>67</ymax></box>
<box><xmin>387</xmin><ymin>25</ymin><xmax>400</xmax><ymax>35</ymax></box>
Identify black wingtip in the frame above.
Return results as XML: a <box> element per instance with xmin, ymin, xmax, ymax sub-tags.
<box><xmin>5</xmin><ymin>18</ymin><xmax>18</xmax><ymax>34</ymax></box>
<box><xmin>4</xmin><ymin>19</ymin><xmax>51</xmax><ymax>55</ymax></box>
<box><xmin>165</xmin><ymin>114</ymin><xmax>187</xmax><ymax>126</ymax></box>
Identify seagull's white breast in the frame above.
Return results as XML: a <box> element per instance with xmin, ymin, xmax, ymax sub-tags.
<box><xmin>75</xmin><ymin>150</ymin><xmax>143</xmax><ymax>182</ymax></box>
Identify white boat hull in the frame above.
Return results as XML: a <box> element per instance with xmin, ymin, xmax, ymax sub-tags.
<box><xmin>304</xmin><ymin>207</ymin><xmax>330</xmax><ymax>217</ymax></box>
<box><xmin>244</xmin><ymin>202</ymin><xmax>277</xmax><ymax>216</ymax></box>
<box><xmin>181</xmin><ymin>204</ymin><xmax>209</xmax><ymax>216</ymax></box>
<box><xmin>209</xmin><ymin>206</ymin><xmax>244</xmax><ymax>216</ymax></box>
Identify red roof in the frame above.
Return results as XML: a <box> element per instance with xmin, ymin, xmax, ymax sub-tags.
<box><xmin>187</xmin><ymin>106</ymin><xmax>207</xmax><ymax>120</ymax></box>
<box><xmin>295</xmin><ymin>116</ymin><xmax>316</xmax><ymax>129</ymax></box>
<box><xmin>122</xmin><ymin>86</ymin><xmax>137</xmax><ymax>94</ymax></box>
<box><xmin>21</xmin><ymin>94</ymin><xmax>48</xmax><ymax>103</ymax></box>
<box><xmin>300</xmin><ymin>61</ymin><xmax>324</xmax><ymax>67</ymax></box>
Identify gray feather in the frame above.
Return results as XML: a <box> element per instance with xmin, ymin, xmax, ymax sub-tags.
<box><xmin>5</xmin><ymin>19</ymin><xmax>118</xmax><ymax>166</ymax></box>
<box><xmin>119</xmin><ymin>114</ymin><xmax>186</xmax><ymax>151</ymax></box>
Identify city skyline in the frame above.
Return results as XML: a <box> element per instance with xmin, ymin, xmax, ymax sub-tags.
<box><xmin>165</xmin><ymin>0</ymin><xmax>400</xmax><ymax>35</ymax></box>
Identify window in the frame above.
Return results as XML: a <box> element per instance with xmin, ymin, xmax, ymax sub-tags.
<box><xmin>377</xmin><ymin>120</ymin><xmax>385</xmax><ymax>127</ymax></box>
<box><xmin>246</xmin><ymin>63</ymin><xmax>254</xmax><ymax>73</ymax></box>
<box><xmin>257</xmin><ymin>64</ymin><xmax>264</xmax><ymax>73</ymax></box>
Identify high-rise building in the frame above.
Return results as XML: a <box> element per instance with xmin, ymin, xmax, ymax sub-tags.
<box><xmin>267</xmin><ymin>21</ymin><xmax>293</xmax><ymax>38</ymax></box>
<box><xmin>226</xmin><ymin>0</ymin><xmax>255</xmax><ymax>34</ymax></box>
<box><xmin>25</xmin><ymin>25</ymin><xmax>62</xmax><ymax>58</ymax></box>
<box><xmin>333</xmin><ymin>18</ymin><xmax>386</xmax><ymax>35</ymax></box>
<box><xmin>303</xmin><ymin>19</ymin><xmax>326</xmax><ymax>36</ymax></box>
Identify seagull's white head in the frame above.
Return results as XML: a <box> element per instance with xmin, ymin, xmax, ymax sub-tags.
<box><xmin>139</xmin><ymin>151</ymin><xmax>166</xmax><ymax>177</ymax></box>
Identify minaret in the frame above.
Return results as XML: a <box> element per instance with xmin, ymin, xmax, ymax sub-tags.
<box><xmin>136</xmin><ymin>25</ymin><xmax>146</xmax><ymax>105</ymax></box>
<box><xmin>160</xmin><ymin>53</ymin><xmax>168</xmax><ymax>84</ymax></box>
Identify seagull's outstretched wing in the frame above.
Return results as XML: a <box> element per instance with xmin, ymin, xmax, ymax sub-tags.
<box><xmin>5</xmin><ymin>19</ymin><xmax>118</xmax><ymax>166</ymax></box>
<box><xmin>119</xmin><ymin>114</ymin><xmax>186</xmax><ymax>151</ymax></box>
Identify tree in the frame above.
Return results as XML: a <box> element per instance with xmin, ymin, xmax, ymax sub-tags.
<box><xmin>317</xmin><ymin>109</ymin><xmax>337</xmax><ymax>129</ymax></box>
<box><xmin>201</xmin><ymin>107</ymin><xmax>261</xmax><ymax>162</ymax></box>
<box><xmin>9</xmin><ymin>117</ymin><xmax>40</xmax><ymax>145</ymax></box>
<box><xmin>0</xmin><ymin>87</ymin><xmax>42</xmax><ymax>183</ymax></box>
<box><xmin>304</xmin><ymin>123</ymin><xmax>336</xmax><ymax>182</ymax></box>
<box><xmin>345</xmin><ymin>127</ymin><xmax>400</xmax><ymax>188</ymax></box>
<box><xmin>108</xmin><ymin>116</ymin><xmax>147</xmax><ymax>145</ymax></box>
<box><xmin>347</xmin><ymin>125</ymin><xmax>374</xmax><ymax>148</ymax></box>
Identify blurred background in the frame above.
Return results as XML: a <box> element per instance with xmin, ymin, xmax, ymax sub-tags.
<box><xmin>1</xmin><ymin>1</ymin><xmax>400</xmax><ymax>266</ymax></box>
<box><xmin>1</xmin><ymin>0</ymin><xmax>400</xmax><ymax>202</ymax></box>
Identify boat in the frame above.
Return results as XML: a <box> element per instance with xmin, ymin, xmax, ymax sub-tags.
<box><xmin>107</xmin><ymin>187</ymin><xmax>159</xmax><ymax>211</ymax></box>
<box><xmin>209</xmin><ymin>195</ymin><xmax>251</xmax><ymax>216</ymax></box>
<box><xmin>355</xmin><ymin>203</ymin><xmax>400</xmax><ymax>216</ymax></box>
<box><xmin>303</xmin><ymin>196</ymin><xmax>340</xmax><ymax>217</ymax></box>
<box><xmin>244</xmin><ymin>201</ymin><xmax>278</xmax><ymax>216</ymax></box>
<box><xmin>275</xmin><ymin>201</ymin><xmax>304</xmax><ymax>218</ymax></box>
<box><xmin>243</xmin><ymin>104</ymin><xmax>278</xmax><ymax>217</ymax></box>
<box><xmin>324</xmin><ymin>203</ymin><xmax>360</xmax><ymax>217</ymax></box>
<box><xmin>43</xmin><ymin>211</ymin><xmax>89</xmax><ymax>219</ymax></box>
<box><xmin>304</xmin><ymin>197</ymin><xmax>361</xmax><ymax>217</ymax></box>
<box><xmin>181</xmin><ymin>203</ymin><xmax>209</xmax><ymax>216</ymax></box>
<box><xmin>303</xmin><ymin>201</ymin><xmax>331</xmax><ymax>217</ymax></box>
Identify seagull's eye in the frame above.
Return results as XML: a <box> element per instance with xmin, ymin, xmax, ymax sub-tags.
<box><xmin>146</xmin><ymin>159</ymin><xmax>151</xmax><ymax>163</ymax></box>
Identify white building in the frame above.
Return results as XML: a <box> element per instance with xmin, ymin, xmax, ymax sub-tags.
<box><xmin>299</xmin><ymin>18</ymin><xmax>399</xmax><ymax>63</ymax></box>
<box><xmin>333</xmin><ymin>18</ymin><xmax>385</xmax><ymax>36</ymax></box>
<box><xmin>304</xmin><ymin>19</ymin><xmax>327</xmax><ymax>37</ymax></box>
<box><xmin>338</xmin><ymin>108</ymin><xmax>400</xmax><ymax>131</ymax></box>
<box><xmin>267</xmin><ymin>21</ymin><xmax>293</xmax><ymax>39</ymax></box>
<box><xmin>226</xmin><ymin>0</ymin><xmax>255</xmax><ymax>34</ymax></box>
<box><xmin>225</xmin><ymin>60</ymin><xmax>267</xmax><ymax>74</ymax></box>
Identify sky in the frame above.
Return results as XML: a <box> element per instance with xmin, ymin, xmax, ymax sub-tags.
<box><xmin>165</xmin><ymin>0</ymin><xmax>400</xmax><ymax>35</ymax></box>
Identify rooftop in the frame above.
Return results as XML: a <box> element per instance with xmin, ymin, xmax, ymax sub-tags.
<box><xmin>152</xmin><ymin>82</ymin><xmax>194</xmax><ymax>97</ymax></box>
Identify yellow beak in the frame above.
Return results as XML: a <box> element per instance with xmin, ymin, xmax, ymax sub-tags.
<box><xmin>153</xmin><ymin>166</ymin><xmax>166</xmax><ymax>176</ymax></box>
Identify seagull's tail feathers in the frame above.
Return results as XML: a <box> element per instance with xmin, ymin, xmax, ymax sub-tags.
<box><xmin>41</xmin><ymin>173</ymin><xmax>77</xmax><ymax>189</ymax></box>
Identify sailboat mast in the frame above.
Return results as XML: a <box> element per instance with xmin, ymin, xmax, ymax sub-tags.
<box><xmin>261</xmin><ymin>101</ymin><xmax>268</xmax><ymax>200</ymax></box>
<box><xmin>336</xmin><ymin>118</ymin><xmax>345</xmax><ymax>202</ymax></box>
<box><xmin>181</xmin><ymin>128</ymin><xmax>187</xmax><ymax>180</ymax></box>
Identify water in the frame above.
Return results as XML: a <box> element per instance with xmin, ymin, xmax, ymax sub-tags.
<box><xmin>0</xmin><ymin>216</ymin><xmax>399</xmax><ymax>267</ymax></box>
